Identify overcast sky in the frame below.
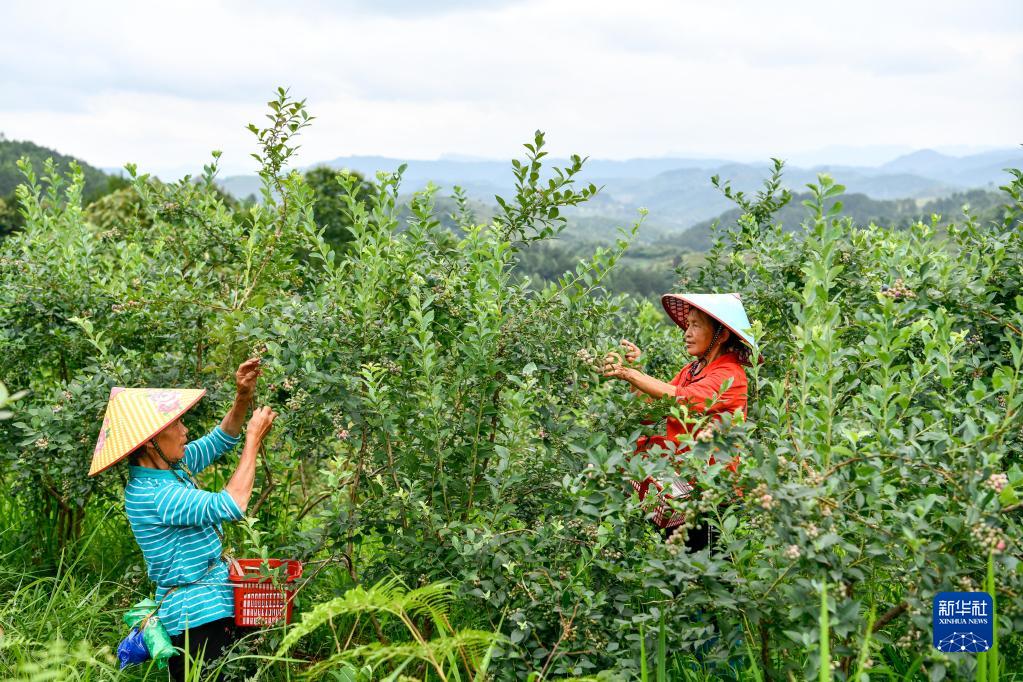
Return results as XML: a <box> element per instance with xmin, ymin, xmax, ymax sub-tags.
<box><xmin>1</xmin><ymin>0</ymin><xmax>1020</xmax><ymax>176</ymax></box>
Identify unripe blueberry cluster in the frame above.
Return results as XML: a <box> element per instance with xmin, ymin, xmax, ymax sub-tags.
<box><xmin>880</xmin><ymin>277</ymin><xmax>916</xmax><ymax>300</ymax></box>
<box><xmin>957</xmin><ymin>575</ymin><xmax>977</xmax><ymax>591</ymax></box>
<box><xmin>269</xmin><ymin>376</ymin><xmax>298</xmax><ymax>392</ymax></box>
<box><xmin>805</xmin><ymin>467</ymin><xmax>824</xmax><ymax>487</ymax></box>
<box><xmin>696</xmin><ymin>489</ymin><xmax>717</xmax><ymax>514</ymax></box>
<box><xmin>970</xmin><ymin>522</ymin><xmax>1007</xmax><ymax>554</ymax></box>
<box><xmin>695</xmin><ymin>420</ymin><xmax>718</xmax><ymax>442</ymax></box>
<box><xmin>285</xmin><ymin>388</ymin><xmax>308</xmax><ymax>410</ymax></box>
<box><xmin>0</xmin><ymin>257</ymin><xmax>27</xmax><ymax>270</ymax></box>
<box><xmin>599</xmin><ymin>544</ymin><xmax>624</xmax><ymax>561</ymax></box>
<box><xmin>752</xmin><ymin>482</ymin><xmax>776</xmax><ymax>510</ymax></box>
<box><xmin>896</xmin><ymin>628</ymin><xmax>921</xmax><ymax>649</ymax></box>
<box><xmin>111</xmin><ymin>300</ymin><xmax>143</xmax><ymax>312</ymax></box>
<box><xmin>665</xmin><ymin>526</ymin><xmax>687</xmax><ymax>556</ymax></box>
<box><xmin>985</xmin><ymin>472</ymin><xmax>1009</xmax><ymax>494</ymax></box>
<box><xmin>576</xmin><ymin>345</ymin><xmax>636</xmax><ymax>374</ymax></box>
<box><xmin>574</xmin><ymin>348</ymin><xmax>602</xmax><ymax>372</ymax></box>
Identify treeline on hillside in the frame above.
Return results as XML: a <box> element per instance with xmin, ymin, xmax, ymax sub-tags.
<box><xmin>0</xmin><ymin>135</ymin><xmax>1011</xmax><ymax>301</ymax></box>
<box><xmin>1</xmin><ymin>142</ymin><xmax>675</xmax><ymax>297</ymax></box>
<box><xmin>0</xmin><ymin>136</ymin><xmax>111</xmax><ymax>196</ymax></box>
<box><xmin>668</xmin><ymin>188</ymin><xmax>1006</xmax><ymax>251</ymax></box>
<box><xmin>0</xmin><ymin>136</ymin><xmax>127</xmax><ymax>238</ymax></box>
<box><xmin>513</xmin><ymin>240</ymin><xmax>685</xmax><ymax>299</ymax></box>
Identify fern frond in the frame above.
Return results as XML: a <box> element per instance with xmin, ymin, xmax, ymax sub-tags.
<box><xmin>299</xmin><ymin>631</ymin><xmax>499</xmax><ymax>681</ymax></box>
<box><xmin>403</xmin><ymin>581</ymin><xmax>454</xmax><ymax>629</ymax></box>
<box><xmin>278</xmin><ymin>577</ymin><xmax>409</xmax><ymax>654</ymax></box>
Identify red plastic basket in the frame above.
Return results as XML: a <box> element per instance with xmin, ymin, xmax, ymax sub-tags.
<box><xmin>228</xmin><ymin>558</ymin><xmax>303</xmax><ymax>627</ymax></box>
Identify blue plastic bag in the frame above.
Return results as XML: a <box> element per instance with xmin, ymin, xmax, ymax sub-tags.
<box><xmin>123</xmin><ymin>600</ymin><xmax>176</xmax><ymax>669</ymax></box>
<box><xmin>117</xmin><ymin>627</ymin><xmax>150</xmax><ymax>669</ymax></box>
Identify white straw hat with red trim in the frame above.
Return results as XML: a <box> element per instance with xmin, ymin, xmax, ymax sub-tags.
<box><xmin>89</xmin><ymin>387</ymin><xmax>206</xmax><ymax>476</ymax></box>
<box><xmin>661</xmin><ymin>293</ymin><xmax>755</xmax><ymax>348</ymax></box>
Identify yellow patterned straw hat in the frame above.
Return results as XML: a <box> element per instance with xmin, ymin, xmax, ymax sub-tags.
<box><xmin>89</xmin><ymin>387</ymin><xmax>206</xmax><ymax>476</ymax></box>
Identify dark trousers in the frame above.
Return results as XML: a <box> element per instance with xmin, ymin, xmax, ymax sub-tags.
<box><xmin>660</xmin><ymin>516</ymin><xmax>716</xmax><ymax>552</ymax></box>
<box><xmin>168</xmin><ymin>617</ymin><xmax>237</xmax><ymax>682</ymax></box>
<box><xmin>658</xmin><ymin>517</ymin><xmax>742</xmax><ymax>671</ymax></box>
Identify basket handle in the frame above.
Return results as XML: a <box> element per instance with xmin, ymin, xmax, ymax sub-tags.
<box><xmin>227</xmin><ymin>556</ymin><xmax>244</xmax><ymax>577</ymax></box>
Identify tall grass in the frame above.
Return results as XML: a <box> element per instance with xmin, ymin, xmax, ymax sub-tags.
<box><xmin>977</xmin><ymin>551</ymin><xmax>1001</xmax><ymax>682</ymax></box>
<box><xmin>0</xmin><ymin>551</ymin><xmax>122</xmax><ymax>679</ymax></box>
<box><xmin>3</xmin><ymin>511</ymin><xmax>1023</xmax><ymax>680</ymax></box>
<box><xmin>820</xmin><ymin>581</ymin><xmax>831</xmax><ymax>682</ymax></box>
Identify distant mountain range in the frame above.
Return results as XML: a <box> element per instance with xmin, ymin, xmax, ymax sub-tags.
<box><xmin>217</xmin><ymin>147</ymin><xmax>1023</xmax><ymax>237</ymax></box>
<box><xmin>3</xmin><ymin>133</ymin><xmax>1020</xmax><ymax>248</ymax></box>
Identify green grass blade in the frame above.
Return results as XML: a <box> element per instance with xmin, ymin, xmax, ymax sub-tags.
<box><xmin>473</xmin><ymin>611</ymin><xmax>505</xmax><ymax>682</ymax></box>
<box><xmin>473</xmin><ymin>639</ymin><xmax>498</xmax><ymax>682</ymax></box>
<box><xmin>656</xmin><ymin>611</ymin><xmax>666</xmax><ymax>682</ymax></box>
<box><xmin>741</xmin><ymin>614</ymin><xmax>764</xmax><ymax>682</ymax></box>
<box><xmin>988</xmin><ymin>551</ymin><xmax>999</xmax><ymax>682</ymax></box>
<box><xmin>639</xmin><ymin>621</ymin><xmax>648</xmax><ymax>682</ymax></box>
<box><xmin>852</xmin><ymin>605</ymin><xmax>876</xmax><ymax>681</ymax></box>
<box><xmin>819</xmin><ymin>581</ymin><xmax>831</xmax><ymax>682</ymax></box>
<box><xmin>901</xmin><ymin>654</ymin><xmax>925</xmax><ymax>682</ymax></box>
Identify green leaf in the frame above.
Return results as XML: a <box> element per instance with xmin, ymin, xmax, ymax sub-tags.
<box><xmin>999</xmin><ymin>483</ymin><xmax>1019</xmax><ymax>506</ymax></box>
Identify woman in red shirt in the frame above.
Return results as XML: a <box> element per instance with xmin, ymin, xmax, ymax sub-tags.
<box><xmin>603</xmin><ymin>293</ymin><xmax>754</xmax><ymax>548</ymax></box>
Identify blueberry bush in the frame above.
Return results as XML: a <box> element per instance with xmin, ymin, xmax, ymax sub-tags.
<box><xmin>1</xmin><ymin>90</ymin><xmax>1022</xmax><ymax>681</ymax></box>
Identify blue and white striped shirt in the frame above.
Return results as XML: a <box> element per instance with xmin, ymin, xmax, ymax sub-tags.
<box><xmin>125</xmin><ymin>427</ymin><xmax>243</xmax><ymax>635</ymax></box>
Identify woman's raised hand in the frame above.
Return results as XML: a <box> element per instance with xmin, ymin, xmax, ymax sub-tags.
<box><xmin>246</xmin><ymin>406</ymin><xmax>277</xmax><ymax>444</ymax></box>
<box><xmin>620</xmin><ymin>339</ymin><xmax>641</xmax><ymax>364</ymax></box>
<box><xmin>229</xmin><ymin>406</ymin><xmax>279</xmax><ymax>512</ymax></box>
<box><xmin>235</xmin><ymin>358</ymin><xmax>262</xmax><ymax>399</ymax></box>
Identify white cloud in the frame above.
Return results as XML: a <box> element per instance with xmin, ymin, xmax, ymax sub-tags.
<box><xmin>0</xmin><ymin>0</ymin><xmax>1019</xmax><ymax>176</ymax></box>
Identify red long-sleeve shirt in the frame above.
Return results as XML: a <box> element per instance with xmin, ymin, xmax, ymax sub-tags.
<box><xmin>632</xmin><ymin>350</ymin><xmax>749</xmax><ymax>527</ymax></box>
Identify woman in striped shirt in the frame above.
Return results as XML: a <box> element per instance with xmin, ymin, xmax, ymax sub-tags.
<box><xmin>89</xmin><ymin>359</ymin><xmax>277</xmax><ymax>680</ymax></box>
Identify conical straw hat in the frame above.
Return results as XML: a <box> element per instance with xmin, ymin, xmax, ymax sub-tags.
<box><xmin>661</xmin><ymin>293</ymin><xmax>755</xmax><ymax>348</ymax></box>
<box><xmin>89</xmin><ymin>387</ymin><xmax>206</xmax><ymax>476</ymax></box>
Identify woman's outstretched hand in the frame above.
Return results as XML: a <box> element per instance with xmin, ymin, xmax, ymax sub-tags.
<box><xmin>620</xmin><ymin>339</ymin><xmax>641</xmax><ymax>364</ymax></box>
<box><xmin>605</xmin><ymin>340</ymin><xmax>641</xmax><ymax>380</ymax></box>
<box><xmin>246</xmin><ymin>406</ymin><xmax>277</xmax><ymax>445</ymax></box>
<box><xmin>603</xmin><ymin>352</ymin><xmax>632</xmax><ymax>380</ymax></box>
